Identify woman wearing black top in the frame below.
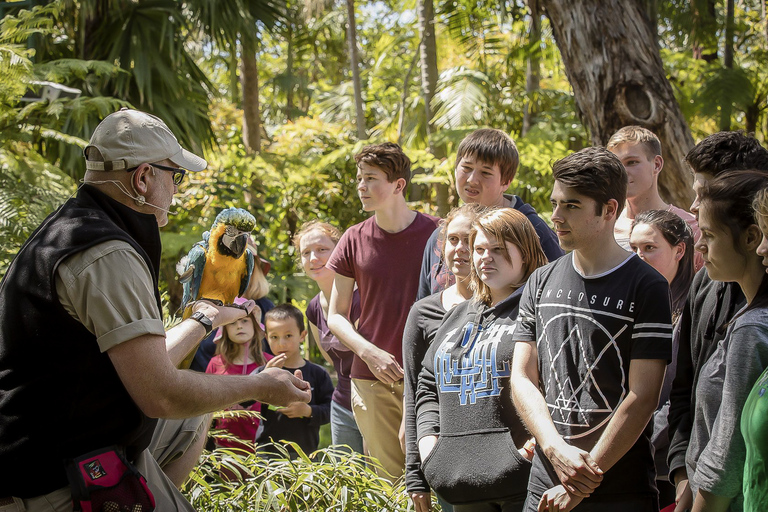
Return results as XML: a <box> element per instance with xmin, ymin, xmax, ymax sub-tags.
<box><xmin>404</xmin><ymin>204</ymin><xmax>483</xmax><ymax>512</ymax></box>
<box><xmin>415</xmin><ymin>208</ymin><xmax>548</xmax><ymax>512</ymax></box>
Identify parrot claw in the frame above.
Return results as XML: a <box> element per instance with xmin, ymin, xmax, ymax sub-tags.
<box><xmin>196</xmin><ymin>298</ymin><xmax>224</xmax><ymax>306</ymax></box>
<box><xmin>224</xmin><ymin>302</ymin><xmax>250</xmax><ymax>311</ymax></box>
<box><xmin>178</xmin><ymin>268</ymin><xmax>194</xmax><ymax>284</ymax></box>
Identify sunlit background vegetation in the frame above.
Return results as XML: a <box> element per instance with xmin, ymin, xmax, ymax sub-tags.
<box><xmin>2</xmin><ymin>0</ymin><xmax>767</xmax><ymax>506</ymax></box>
<box><xmin>3</xmin><ymin>0</ymin><xmax>767</xmax><ymax>305</ymax></box>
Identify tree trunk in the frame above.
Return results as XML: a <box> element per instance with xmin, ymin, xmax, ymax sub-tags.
<box><xmin>644</xmin><ymin>0</ymin><xmax>658</xmax><ymax>46</ymax></box>
<box><xmin>81</xmin><ymin>0</ymin><xmax>106</xmax><ymax>60</ymax></box>
<box><xmin>286</xmin><ymin>24</ymin><xmax>294</xmax><ymax>122</ymax></box>
<box><xmin>720</xmin><ymin>0</ymin><xmax>734</xmax><ymax>131</ymax></box>
<box><xmin>746</xmin><ymin>104</ymin><xmax>759</xmax><ymax>135</ymax></box>
<box><xmin>522</xmin><ymin>0</ymin><xmax>541</xmax><ymax>136</ymax></box>
<box><xmin>241</xmin><ymin>39</ymin><xmax>261</xmax><ymax>154</ymax></box>
<box><xmin>397</xmin><ymin>43</ymin><xmax>421</xmax><ymax>146</ymax></box>
<box><xmin>346</xmin><ymin>0</ymin><xmax>367</xmax><ymax>140</ymax></box>
<box><xmin>229</xmin><ymin>47</ymin><xmax>240</xmax><ymax>106</ymax></box>
<box><xmin>691</xmin><ymin>0</ymin><xmax>719</xmax><ymax>62</ymax></box>
<box><xmin>417</xmin><ymin>0</ymin><xmax>451</xmax><ymax>215</ymax></box>
<box><xmin>539</xmin><ymin>0</ymin><xmax>695</xmax><ymax>208</ymax></box>
<box><xmin>763</xmin><ymin>0</ymin><xmax>768</xmax><ymax>46</ymax></box>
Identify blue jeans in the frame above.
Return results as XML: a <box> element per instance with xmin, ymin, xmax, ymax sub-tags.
<box><xmin>524</xmin><ymin>492</ymin><xmax>658</xmax><ymax>512</ymax></box>
<box><xmin>330</xmin><ymin>400</ymin><xmax>364</xmax><ymax>454</ymax></box>
<box><xmin>454</xmin><ymin>499</ymin><xmax>523</xmax><ymax>512</ymax></box>
<box><xmin>436</xmin><ymin>493</ymin><xmax>455</xmax><ymax>512</ymax></box>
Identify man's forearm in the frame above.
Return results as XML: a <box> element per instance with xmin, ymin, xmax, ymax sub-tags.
<box><xmin>691</xmin><ymin>489</ymin><xmax>732</xmax><ymax>512</ymax></box>
<box><xmin>157</xmin><ymin>371</ymin><xmax>267</xmax><ymax>418</ymax></box>
<box><xmin>510</xmin><ymin>373</ymin><xmax>565</xmax><ymax>454</ymax></box>
<box><xmin>327</xmin><ymin>312</ymin><xmax>375</xmax><ymax>357</ymax></box>
<box><xmin>153</xmin><ymin>369</ymin><xmax>305</xmax><ymax>419</ymax></box>
<box><xmin>165</xmin><ymin>318</ymin><xmax>207</xmax><ymax>367</ymax></box>
<box><xmin>589</xmin><ymin>388</ymin><xmax>658</xmax><ymax>472</ymax></box>
<box><xmin>109</xmin><ymin>333</ymin><xmax>310</xmax><ymax>420</ymax></box>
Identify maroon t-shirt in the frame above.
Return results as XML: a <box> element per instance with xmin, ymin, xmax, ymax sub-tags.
<box><xmin>327</xmin><ymin>212</ymin><xmax>440</xmax><ymax>381</ymax></box>
<box><xmin>306</xmin><ymin>291</ymin><xmax>361</xmax><ymax>411</ymax></box>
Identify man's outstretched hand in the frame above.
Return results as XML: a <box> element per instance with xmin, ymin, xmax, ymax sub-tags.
<box><xmin>253</xmin><ymin>367</ymin><xmax>311</xmax><ymax>407</ymax></box>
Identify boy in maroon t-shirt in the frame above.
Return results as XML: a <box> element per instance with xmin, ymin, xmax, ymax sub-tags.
<box><xmin>327</xmin><ymin>142</ymin><xmax>438</xmax><ymax>481</ymax></box>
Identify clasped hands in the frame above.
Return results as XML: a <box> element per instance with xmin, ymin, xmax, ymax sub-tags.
<box><xmin>361</xmin><ymin>345</ymin><xmax>403</xmax><ymax>384</ymax></box>
<box><xmin>538</xmin><ymin>443</ymin><xmax>603</xmax><ymax>512</ymax></box>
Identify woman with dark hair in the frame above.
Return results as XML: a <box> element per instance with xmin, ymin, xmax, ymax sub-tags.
<box><xmin>630</xmin><ymin>209</ymin><xmax>695</xmax><ymax>322</ymax></box>
<box><xmin>629</xmin><ymin>209</ymin><xmax>695</xmax><ymax>508</ymax></box>
<box><xmin>415</xmin><ymin>208</ymin><xmax>547</xmax><ymax>512</ymax></box>
<box><xmin>404</xmin><ymin>203</ymin><xmax>484</xmax><ymax>512</ymax></box>
<box><xmin>687</xmin><ymin>170</ymin><xmax>768</xmax><ymax>512</ymax></box>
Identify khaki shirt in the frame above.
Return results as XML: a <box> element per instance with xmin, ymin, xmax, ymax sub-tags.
<box><xmin>55</xmin><ymin>240</ymin><xmax>165</xmax><ymax>352</ymax></box>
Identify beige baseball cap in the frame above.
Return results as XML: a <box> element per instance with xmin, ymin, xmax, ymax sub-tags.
<box><xmin>84</xmin><ymin>108</ymin><xmax>207</xmax><ymax>172</ymax></box>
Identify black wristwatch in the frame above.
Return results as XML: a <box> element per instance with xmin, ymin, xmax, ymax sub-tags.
<box><xmin>190</xmin><ymin>311</ymin><xmax>213</xmax><ymax>335</ymax></box>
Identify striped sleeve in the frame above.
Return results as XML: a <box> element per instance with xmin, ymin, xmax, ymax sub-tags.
<box><xmin>629</xmin><ymin>278</ymin><xmax>673</xmax><ymax>361</ymax></box>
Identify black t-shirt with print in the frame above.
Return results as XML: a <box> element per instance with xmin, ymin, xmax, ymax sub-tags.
<box><xmin>515</xmin><ymin>253</ymin><xmax>672</xmax><ymax>499</ymax></box>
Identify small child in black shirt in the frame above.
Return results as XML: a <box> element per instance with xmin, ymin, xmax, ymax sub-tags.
<box><xmin>255</xmin><ymin>304</ymin><xmax>333</xmax><ymax>457</ymax></box>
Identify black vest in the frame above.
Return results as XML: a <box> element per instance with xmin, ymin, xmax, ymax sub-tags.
<box><xmin>0</xmin><ymin>186</ymin><xmax>162</xmax><ymax>497</ymax></box>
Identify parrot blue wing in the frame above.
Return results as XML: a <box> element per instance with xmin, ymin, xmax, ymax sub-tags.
<box><xmin>180</xmin><ymin>241</ymin><xmax>207</xmax><ymax>310</ymax></box>
<box><xmin>239</xmin><ymin>247</ymin><xmax>256</xmax><ymax>298</ymax></box>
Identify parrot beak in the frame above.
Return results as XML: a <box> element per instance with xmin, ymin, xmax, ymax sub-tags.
<box><xmin>221</xmin><ymin>231</ymin><xmax>248</xmax><ymax>258</ymax></box>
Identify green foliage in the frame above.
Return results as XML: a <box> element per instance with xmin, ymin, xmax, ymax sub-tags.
<box><xmin>0</xmin><ymin>145</ymin><xmax>76</xmax><ymax>273</ymax></box>
<box><xmin>515</xmin><ymin>128</ymin><xmax>570</xmax><ymax>215</ymax></box>
<box><xmin>216</xmin><ymin>116</ymin><xmax>369</xmax><ymax>306</ymax></box>
<box><xmin>0</xmin><ymin>1</ymin><xmax>120</xmax><ymax>274</ymax></box>
<box><xmin>186</xmin><ymin>443</ymin><xmax>426</xmax><ymax>511</ymax></box>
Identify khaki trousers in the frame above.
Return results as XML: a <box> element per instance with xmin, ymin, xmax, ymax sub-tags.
<box><xmin>351</xmin><ymin>378</ymin><xmax>405</xmax><ymax>482</ymax></box>
<box><xmin>3</xmin><ymin>416</ymin><xmax>207</xmax><ymax>512</ymax></box>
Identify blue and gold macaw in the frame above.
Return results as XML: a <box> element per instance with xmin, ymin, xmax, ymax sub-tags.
<box><xmin>177</xmin><ymin>207</ymin><xmax>258</xmax><ymax>317</ymax></box>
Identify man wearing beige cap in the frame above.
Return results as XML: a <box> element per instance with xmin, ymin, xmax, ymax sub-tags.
<box><xmin>0</xmin><ymin>108</ymin><xmax>310</xmax><ymax>511</ymax></box>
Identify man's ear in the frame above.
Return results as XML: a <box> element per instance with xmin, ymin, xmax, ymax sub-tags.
<box><xmin>300</xmin><ymin>329</ymin><xmax>308</xmax><ymax>340</ymax></box>
<box><xmin>394</xmin><ymin>177</ymin><xmax>407</xmax><ymax>195</ymax></box>
<box><xmin>603</xmin><ymin>198</ymin><xmax>620</xmax><ymax>220</ymax></box>
<box><xmin>745</xmin><ymin>224</ymin><xmax>763</xmax><ymax>251</ymax></box>
<box><xmin>653</xmin><ymin>155</ymin><xmax>664</xmax><ymax>176</ymax></box>
<box><xmin>132</xmin><ymin>163</ymin><xmax>153</xmax><ymax>196</ymax></box>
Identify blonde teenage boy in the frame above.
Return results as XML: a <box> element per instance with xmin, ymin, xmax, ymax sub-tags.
<box><xmin>607</xmin><ymin>125</ymin><xmax>703</xmax><ymax>270</ymax></box>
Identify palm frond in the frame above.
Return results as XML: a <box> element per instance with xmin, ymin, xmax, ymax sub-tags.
<box><xmin>695</xmin><ymin>65</ymin><xmax>756</xmax><ymax>117</ymax></box>
<box><xmin>431</xmin><ymin>67</ymin><xmax>491</xmax><ymax>129</ymax></box>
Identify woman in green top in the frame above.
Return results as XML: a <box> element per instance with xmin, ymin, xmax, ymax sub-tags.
<box><xmin>742</xmin><ymin>188</ymin><xmax>768</xmax><ymax>512</ymax></box>
<box><xmin>740</xmin><ymin>368</ymin><xmax>768</xmax><ymax>512</ymax></box>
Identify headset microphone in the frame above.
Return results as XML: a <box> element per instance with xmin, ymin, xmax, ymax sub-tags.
<box><xmin>79</xmin><ymin>179</ymin><xmax>178</xmax><ymax>215</ymax></box>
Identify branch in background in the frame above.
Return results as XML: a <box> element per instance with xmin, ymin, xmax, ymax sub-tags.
<box><xmin>397</xmin><ymin>35</ymin><xmax>424</xmax><ymax>146</ymax></box>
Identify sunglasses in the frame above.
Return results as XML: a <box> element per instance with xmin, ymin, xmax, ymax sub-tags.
<box><xmin>126</xmin><ymin>163</ymin><xmax>187</xmax><ymax>186</ymax></box>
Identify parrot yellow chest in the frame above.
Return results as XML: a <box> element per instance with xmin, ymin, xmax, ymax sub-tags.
<box><xmin>197</xmin><ymin>245</ymin><xmax>247</xmax><ymax>305</ymax></box>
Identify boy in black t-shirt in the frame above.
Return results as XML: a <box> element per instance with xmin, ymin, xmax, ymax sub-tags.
<box><xmin>510</xmin><ymin>147</ymin><xmax>672</xmax><ymax>512</ymax></box>
<box><xmin>256</xmin><ymin>304</ymin><xmax>333</xmax><ymax>458</ymax></box>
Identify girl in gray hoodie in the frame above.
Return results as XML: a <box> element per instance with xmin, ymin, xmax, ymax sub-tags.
<box><xmin>687</xmin><ymin>171</ymin><xmax>768</xmax><ymax>512</ymax></box>
<box><xmin>415</xmin><ymin>208</ymin><xmax>548</xmax><ymax>511</ymax></box>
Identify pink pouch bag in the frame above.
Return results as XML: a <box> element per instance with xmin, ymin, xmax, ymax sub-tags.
<box><xmin>65</xmin><ymin>446</ymin><xmax>155</xmax><ymax>512</ymax></box>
